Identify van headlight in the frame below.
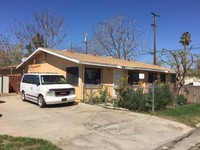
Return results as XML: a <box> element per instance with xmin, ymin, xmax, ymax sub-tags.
<box><xmin>70</xmin><ymin>89</ymin><xmax>75</xmax><ymax>95</ymax></box>
<box><xmin>46</xmin><ymin>91</ymin><xmax>55</xmax><ymax>96</ymax></box>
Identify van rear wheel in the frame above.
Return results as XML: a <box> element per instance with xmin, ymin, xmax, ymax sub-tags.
<box><xmin>38</xmin><ymin>95</ymin><xmax>46</xmax><ymax>108</ymax></box>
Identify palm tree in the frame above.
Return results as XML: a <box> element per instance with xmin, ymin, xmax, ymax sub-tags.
<box><xmin>179</xmin><ymin>32</ymin><xmax>192</xmax><ymax>50</ymax></box>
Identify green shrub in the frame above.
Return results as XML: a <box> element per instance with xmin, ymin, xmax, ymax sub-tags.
<box><xmin>176</xmin><ymin>94</ymin><xmax>187</xmax><ymax>105</ymax></box>
<box><xmin>93</xmin><ymin>87</ymin><xmax>110</xmax><ymax>104</ymax></box>
<box><xmin>111</xmin><ymin>98</ymin><xmax>118</xmax><ymax>107</ymax></box>
<box><xmin>119</xmin><ymin>87</ymin><xmax>151</xmax><ymax>112</ymax></box>
<box><xmin>150</xmin><ymin>84</ymin><xmax>174</xmax><ymax>111</ymax></box>
<box><xmin>119</xmin><ymin>83</ymin><xmax>174</xmax><ymax>112</ymax></box>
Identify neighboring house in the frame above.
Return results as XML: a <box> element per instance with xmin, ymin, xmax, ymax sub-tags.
<box><xmin>17</xmin><ymin>47</ymin><xmax>176</xmax><ymax>101</ymax></box>
<box><xmin>0</xmin><ymin>65</ymin><xmax>22</xmax><ymax>76</ymax></box>
<box><xmin>185</xmin><ymin>76</ymin><xmax>200</xmax><ymax>85</ymax></box>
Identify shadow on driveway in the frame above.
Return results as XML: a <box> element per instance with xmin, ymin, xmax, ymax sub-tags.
<box><xmin>24</xmin><ymin>100</ymin><xmax>79</xmax><ymax>108</ymax></box>
<box><xmin>0</xmin><ymin>100</ymin><xmax>5</xmax><ymax>104</ymax></box>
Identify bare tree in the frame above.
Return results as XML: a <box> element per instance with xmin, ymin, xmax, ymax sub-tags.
<box><xmin>90</xmin><ymin>15</ymin><xmax>148</xmax><ymax>60</ymax></box>
<box><xmin>0</xmin><ymin>35</ymin><xmax>23</xmax><ymax>68</ymax></box>
<box><xmin>162</xmin><ymin>32</ymin><xmax>197</xmax><ymax>93</ymax></box>
<box><xmin>12</xmin><ymin>9</ymin><xmax>67</xmax><ymax>55</ymax></box>
<box><xmin>187</xmin><ymin>59</ymin><xmax>200</xmax><ymax>79</ymax></box>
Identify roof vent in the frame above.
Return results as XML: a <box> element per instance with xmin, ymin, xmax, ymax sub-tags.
<box><xmin>67</xmin><ymin>50</ymin><xmax>73</xmax><ymax>53</ymax></box>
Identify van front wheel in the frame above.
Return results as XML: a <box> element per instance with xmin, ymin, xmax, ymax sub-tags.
<box><xmin>38</xmin><ymin>95</ymin><xmax>46</xmax><ymax>108</ymax></box>
<box><xmin>21</xmin><ymin>91</ymin><xmax>26</xmax><ymax>102</ymax></box>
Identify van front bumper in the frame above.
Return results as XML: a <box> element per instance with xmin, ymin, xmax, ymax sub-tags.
<box><xmin>44</xmin><ymin>95</ymin><xmax>76</xmax><ymax>105</ymax></box>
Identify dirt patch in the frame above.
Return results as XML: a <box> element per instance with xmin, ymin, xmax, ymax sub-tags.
<box><xmin>0</xmin><ymin>93</ymin><xmax>19</xmax><ymax>97</ymax></box>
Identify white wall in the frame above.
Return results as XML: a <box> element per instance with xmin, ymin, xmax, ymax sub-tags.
<box><xmin>0</xmin><ymin>76</ymin><xmax>9</xmax><ymax>93</ymax></box>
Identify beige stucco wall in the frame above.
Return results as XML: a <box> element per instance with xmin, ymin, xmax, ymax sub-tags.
<box><xmin>103</xmin><ymin>67</ymin><xmax>115</xmax><ymax>97</ymax></box>
<box><xmin>26</xmin><ymin>52</ymin><xmax>83</xmax><ymax>101</ymax></box>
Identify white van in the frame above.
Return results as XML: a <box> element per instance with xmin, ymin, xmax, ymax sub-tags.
<box><xmin>20</xmin><ymin>73</ymin><xmax>76</xmax><ymax>108</ymax></box>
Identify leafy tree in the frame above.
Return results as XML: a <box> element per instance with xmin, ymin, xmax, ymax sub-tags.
<box><xmin>162</xmin><ymin>32</ymin><xmax>197</xmax><ymax>94</ymax></box>
<box><xmin>0</xmin><ymin>35</ymin><xmax>23</xmax><ymax>68</ymax></box>
<box><xmin>12</xmin><ymin>9</ymin><xmax>67</xmax><ymax>55</ymax></box>
<box><xmin>90</xmin><ymin>15</ymin><xmax>148</xmax><ymax>60</ymax></box>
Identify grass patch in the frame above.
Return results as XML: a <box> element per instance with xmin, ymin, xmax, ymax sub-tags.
<box><xmin>155</xmin><ymin>103</ymin><xmax>200</xmax><ymax>127</ymax></box>
<box><xmin>0</xmin><ymin>135</ymin><xmax>62</xmax><ymax>150</ymax></box>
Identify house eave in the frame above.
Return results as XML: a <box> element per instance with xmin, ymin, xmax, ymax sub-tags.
<box><xmin>80</xmin><ymin>61</ymin><xmax>122</xmax><ymax>69</ymax></box>
<box><xmin>124</xmin><ymin>66</ymin><xmax>171</xmax><ymax>73</ymax></box>
<box><xmin>17</xmin><ymin>47</ymin><xmax>80</xmax><ymax>69</ymax></box>
<box><xmin>39</xmin><ymin>48</ymin><xmax>80</xmax><ymax>64</ymax></box>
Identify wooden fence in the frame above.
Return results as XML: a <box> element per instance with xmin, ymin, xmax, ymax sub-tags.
<box><xmin>9</xmin><ymin>75</ymin><xmax>22</xmax><ymax>93</ymax></box>
<box><xmin>181</xmin><ymin>85</ymin><xmax>200</xmax><ymax>103</ymax></box>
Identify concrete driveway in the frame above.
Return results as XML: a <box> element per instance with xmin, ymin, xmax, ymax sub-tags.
<box><xmin>0</xmin><ymin>95</ymin><xmax>193</xmax><ymax>150</ymax></box>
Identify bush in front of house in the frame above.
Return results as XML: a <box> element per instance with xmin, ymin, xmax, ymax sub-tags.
<box><xmin>118</xmin><ymin>83</ymin><xmax>174</xmax><ymax>112</ymax></box>
<box><xmin>175</xmin><ymin>94</ymin><xmax>187</xmax><ymax>105</ymax></box>
<box><xmin>118</xmin><ymin>87</ymin><xmax>151</xmax><ymax>112</ymax></box>
<box><xmin>150</xmin><ymin>83</ymin><xmax>174</xmax><ymax>111</ymax></box>
<box><xmin>93</xmin><ymin>87</ymin><xmax>110</xmax><ymax>104</ymax></box>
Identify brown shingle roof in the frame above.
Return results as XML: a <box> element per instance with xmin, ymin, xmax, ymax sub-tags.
<box><xmin>17</xmin><ymin>47</ymin><xmax>175</xmax><ymax>73</ymax></box>
<box><xmin>44</xmin><ymin>48</ymin><xmax>174</xmax><ymax>73</ymax></box>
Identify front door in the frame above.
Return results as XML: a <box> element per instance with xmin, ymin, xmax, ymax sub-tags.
<box><xmin>113</xmin><ymin>70</ymin><xmax>123</xmax><ymax>97</ymax></box>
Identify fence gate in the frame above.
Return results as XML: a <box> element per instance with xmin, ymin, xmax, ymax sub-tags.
<box><xmin>9</xmin><ymin>75</ymin><xmax>22</xmax><ymax>93</ymax></box>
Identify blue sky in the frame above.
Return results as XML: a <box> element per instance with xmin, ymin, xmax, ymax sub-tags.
<box><xmin>0</xmin><ymin>0</ymin><xmax>200</xmax><ymax>62</ymax></box>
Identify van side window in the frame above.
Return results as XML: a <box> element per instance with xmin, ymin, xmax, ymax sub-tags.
<box><xmin>22</xmin><ymin>75</ymin><xmax>37</xmax><ymax>84</ymax></box>
<box><xmin>34</xmin><ymin>75</ymin><xmax>40</xmax><ymax>85</ymax></box>
<box><xmin>22</xmin><ymin>75</ymin><xmax>32</xmax><ymax>83</ymax></box>
<box><xmin>22</xmin><ymin>75</ymin><xmax>28</xmax><ymax>83</ymax></box>
<box><xmin>29</xmin><ymin>75</ymin><xmax>34</xmax><ymax>84</ymax></box>
<box><xmin>32</xmin><ymin>75</ymin><xmax>36</xmax><ymax>84</ymax></box>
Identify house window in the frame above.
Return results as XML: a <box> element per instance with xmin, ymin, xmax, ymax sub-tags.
<box><xmin>148</xmin><ymin>73</ymin><xmax>157</xmax><ymax>83</ymax></box>
<box><xmin>171</xmin><ymin>74</ymin><xmax>176</xmax><ymax>83</ymax></box>
<box><xmin>85</xmin><ymin>67</ymin><xmax>101</xmax><ymax>85</ymax></box>
<box><xmin>160</xmin><ymin>74</ymin><xmax>166</xmax><ymax>83</ymax></box>
<box><xmin>66</xmin><ymin>67</ymin><xmax>79</xmax><ymax>86</ymax></box>
<box><xmin>128</xmin><ymin>71</ymin><xmax>139</xmax><ymax>85</ymax></box>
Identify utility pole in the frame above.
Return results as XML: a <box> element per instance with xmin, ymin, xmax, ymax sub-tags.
<box><xmin>69</xmin><ymin>41</ymin><xmax>72</xmax><ymax>50</ymax></box>
<box><xmin>151</xmin><ymin>12</ymin><xmax>159</xmax><ymax>65</ymax></box>
<box><xmin>85</xmin><ymin>33</ymin><xmax>88</xmax><ymax>54</ymax></box>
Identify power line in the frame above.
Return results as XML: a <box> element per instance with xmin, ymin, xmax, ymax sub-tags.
<box><xmin>137</xmin><ymin>46</ymin><xmax>200</xmax><ymax>56</ymax></box>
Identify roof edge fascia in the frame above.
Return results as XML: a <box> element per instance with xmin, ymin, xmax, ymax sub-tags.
<box><xmin>124</xmin><ymin>66</ymin><xmax>174</xmax><ymax>73</ymax></box>
<box><xmin>39</xmin><ymin>48</ymin><xmax>80</xmax><ymax>64</ymax></box>
<box><xmin>17</xmin><ymin>48</ymin><xmax>80</xmax><ymax>69</ymax></box>
<box><xmin>80</xmin><ymin>61</ymin><xmax>122</xmax><ymax>69</ymax></box>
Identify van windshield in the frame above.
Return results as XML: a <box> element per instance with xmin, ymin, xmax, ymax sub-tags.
<box><xmin>41</xmin><ymin>75</ymin><xmax>68</xmax><ymax>85</ymax></box>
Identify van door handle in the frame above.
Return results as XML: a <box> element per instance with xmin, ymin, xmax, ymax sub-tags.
<box><xmin>30</xmin><ymin>87</ymin><xmax>33</xmax><ymax>90</ymax></box>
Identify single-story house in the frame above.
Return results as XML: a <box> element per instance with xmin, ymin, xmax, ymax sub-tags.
<box><xmin>17</xmin><ymin>47</ymin><xmax>176</xmax><ymax>101</ymax></box>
